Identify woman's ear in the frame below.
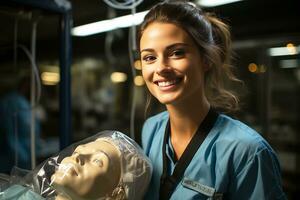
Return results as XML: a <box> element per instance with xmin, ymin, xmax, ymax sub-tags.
<box><xmin>204</xmin><ymin>64</ymin><xmax>210</xmax><ymax>72</ymax></box>
<box><xmin>202</xmin><ymin>60</ymin><xmax>211</xmax><ymax>72</ymax></box>
<box><xmin>198</xmin><ymin>54</ymin><xmax>210</xmax><ymax>72</ymax></box>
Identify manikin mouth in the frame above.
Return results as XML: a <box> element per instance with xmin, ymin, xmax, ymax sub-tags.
<box><xmin>58</xmin><ymin>163</ymin><xmax>79</xmax><ymax>177</ymax></box>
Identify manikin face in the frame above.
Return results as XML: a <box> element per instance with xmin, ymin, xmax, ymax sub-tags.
<box><xmin>51</xmin><ymin>139</ymin><xmax>122</xmax><ymax>200</ymax></box>
<box><xmin>140</xmin><ymin>22</ymin><xmax>207</xmax><ymax>106</ymax></box>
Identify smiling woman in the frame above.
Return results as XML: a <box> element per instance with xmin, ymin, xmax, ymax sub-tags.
<box><xmin>138</xmin><ymin>1</ymin><xmax>286</xmax><ymax>200</ymax></box>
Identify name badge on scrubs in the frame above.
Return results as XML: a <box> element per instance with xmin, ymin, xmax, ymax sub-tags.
<box><xmin>182</xmin><ymin>177</ymin><xmax>223</xmax><ymax>200</ymax></box>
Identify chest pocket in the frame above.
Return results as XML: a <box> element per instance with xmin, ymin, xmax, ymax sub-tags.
<box><xmin>181</xmin><ymin>177</ymin><xmax>224</xmax><ymax>200</ymax></box>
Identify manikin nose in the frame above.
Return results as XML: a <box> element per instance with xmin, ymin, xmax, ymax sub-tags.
<box><xmin>72</xmin><ymin>153</ymin><xmax>85</xmax><ymax>165</ymax></box>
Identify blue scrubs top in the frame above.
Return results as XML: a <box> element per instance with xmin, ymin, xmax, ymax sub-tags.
<box><xmin>142</xmin><ymin>111</ymin><xmax>286</xmax><ymax>200</ymax></box>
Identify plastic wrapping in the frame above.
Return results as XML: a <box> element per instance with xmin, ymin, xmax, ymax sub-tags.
<box><xmin>0</xmin><ymin>130</ymin><xmax>152</xmax><ymax>200</ymax></box>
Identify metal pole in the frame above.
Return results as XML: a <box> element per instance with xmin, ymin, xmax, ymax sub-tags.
<box><xmin>59</xmin><ymin>11</ymin><xmax>72</xmax><ymax>149</ymax></box>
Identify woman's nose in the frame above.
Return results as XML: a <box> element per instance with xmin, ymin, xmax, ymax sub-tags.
<box><xmin>155</xmin><ymin>58</ymin><xmax>172</xmax><ymax>75</ymax></box>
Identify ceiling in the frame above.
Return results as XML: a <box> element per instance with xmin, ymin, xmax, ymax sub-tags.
<box><xmin>0</xmin><ymin>0</ymin><xmax>299</xmax><ymax>62</ymax></box>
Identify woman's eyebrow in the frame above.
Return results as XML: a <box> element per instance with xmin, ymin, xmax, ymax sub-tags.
<box><xmin>166</xmin><ymin>43</ymin><xmax>188</xmax><ymax>50</ymax></box>
<box><xmin>140</xmin><ymin>48</ymin><xmax>155</xmax><ymax>53</ymax></box>
<box><xmin>140</xmin><ymin>43</ymin><xmax>189</xmax><ymax>53</ymax></box>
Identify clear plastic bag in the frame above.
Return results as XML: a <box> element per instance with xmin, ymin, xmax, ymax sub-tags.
<box><xmin>0</xmin><ymin>130</ymin><xmax>152</xmax><ymax>200</ymax></box>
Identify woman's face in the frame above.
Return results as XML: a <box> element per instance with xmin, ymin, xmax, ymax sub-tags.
<box><xmin>140</xmin><ymin>22</ymin><xmax>207</xmax><ymax>106</ymax></box>
<box><xmin>51</xmin><ymin>140</ymin><xmax>121</xmax><ymax>199</ymax></box>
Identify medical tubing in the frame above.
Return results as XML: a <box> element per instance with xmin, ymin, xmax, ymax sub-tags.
<box><xmin>9</xmin><ymin>12</ymin><xmax>42</xmax><ymax>170</ymax></box>
<box><xmin>105</xmin><ymin>32</ymin><xmax>115</xmax><ymax>66</ymax></box>
<box><xmin>17</xmin><ymin>45</ymin><xmax>42</xmax><ymax>107</ymax></box>
<box><xmin>13</xmin><ymin>18</ymin><xmax>19</xmax><ymax>167</ymax></box>
<box><xmin>103</xmin><ymin>0</ymin><xmax>143</xmax><ymax>139</ymax></box>
<box><xmin>16</xmin><ymin>43</ymin><xmax>41</xmax><ymax>170</ymax></box>
<box><xmin>103</xmin><ymin>0</ymin><xmax>144</xmax><ymax>10</ymax></box>
<box><xmin>14</xmin><ymin>19</ymin><xmax>18</xmax><ymax>70</ymax></box>
<box><xmin>30</xmin><ymin>21</ymin><xmax>37</xmax><ymax>169</ymax></box>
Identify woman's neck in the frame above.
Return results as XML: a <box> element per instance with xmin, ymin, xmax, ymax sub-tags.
<box><xmin>167</xmin><ymin>97</ymin><xmax>210</xmax><ymax>137</ymax></box>
<box><xmin>166</xmin><ymin>96</ymin><xmax>210</xmax><ymax>160</ymax></box>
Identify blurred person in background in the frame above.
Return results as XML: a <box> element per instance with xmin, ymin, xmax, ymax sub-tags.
<box><xmin>0</xmin><ymin>74</ymin><xmax>41</xmax><ymax>172</ymax></box>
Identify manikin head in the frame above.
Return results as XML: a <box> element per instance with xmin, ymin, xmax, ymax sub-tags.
<box><xmin>45</xmin><ymin>131</ymin><xmax>152</xmax><ymax>200</ymax></box>
<box><xmin>51</xmin><ymin>139</ymin><xmax>122</xmax><ymax>200</ymax></box>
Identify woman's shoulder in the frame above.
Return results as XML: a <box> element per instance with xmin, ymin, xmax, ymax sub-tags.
<box><xmin>212</xmin><ymin>115</ymin><xmax>286</xmax><ymax>200</ymax></box>
<box><xmin>143</xmin><ymin>111</ymin><xmax>169</xmax><ymax>131</ymax></box>
<box><xmin>145</xmin><ymin>110</ymin><xmax>169</xmax><ymax>122</ymax></box>
<box><xmin>217</xmin><ymin>114</ymin><xmax>265</xmax><ymax>144</ymax></box>
<box><xmin>215</xmin><ymin>114</ymin><xmax>276</xmax><ymax>163</ymax></box>
<box><xmin>141</xmin><ymin>111</ymin><xmax>169</xmax><ymax>151</ymax></box>
<box><xmin>214</xmin><ymin>114</ymin><xmax>276</xmax><ymax>157</ymax></box>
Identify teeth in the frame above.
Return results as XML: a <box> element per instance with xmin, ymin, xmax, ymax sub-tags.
<box><xmin>157</xmin><ymin>80</ymin><xmax>177</xmax><ymax>87</ymax></box>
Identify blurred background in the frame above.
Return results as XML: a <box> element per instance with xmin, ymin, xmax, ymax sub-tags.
<box><xmin>0</xmin><ymin>0</ymin><xmax>299</xmax><ymax>198</ymax></box>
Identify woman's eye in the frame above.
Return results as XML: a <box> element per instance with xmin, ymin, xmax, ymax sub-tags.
<box><xmin>93</xmin><ymin>159</ymin><xmax>103</xmax><ymax>167</ymax></box>
<box><xmin>170</xmin><ymin>49</ymin><xmax>185</xmax><ymax>57</ymax></box>
<box><xmin>142</xmin><ymin>55</ymin><xmax>156</xmax><ymax>62</ymax></box>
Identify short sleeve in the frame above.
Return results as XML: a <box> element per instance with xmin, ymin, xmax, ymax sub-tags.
<box><xmin>229</xmin><ymin>148</ymin><xmax>287</xmax><ymax>200</ymax></box>
<box><xmin>141</xmin><ymin>112</ymin><xmax>168</xmax><ymax>155</ymax></box>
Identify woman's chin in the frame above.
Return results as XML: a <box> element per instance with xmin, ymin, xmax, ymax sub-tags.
<box><xmin>157</xmin><ymin>95</ymin><xmax>180</xmax><ymax>105</ymax></box>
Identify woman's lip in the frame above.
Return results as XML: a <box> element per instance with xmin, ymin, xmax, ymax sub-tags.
<box><xmin>154</xmin><ymin>77</ymin><xmax>182</xmax><ymax>86</ymax></box>
<box><xmin>155</xmin><ymin>78</ymin><xmax>182</xmax><ymax>91</ymax></box>
<box><xmin>158</xmin><ymin>84</ymin><xmax>177</xmax><ymax>91</ymax></box>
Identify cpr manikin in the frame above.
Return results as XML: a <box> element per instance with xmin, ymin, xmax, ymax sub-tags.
<box><xmin>0</xmin><ymin>131</ymin><xmax>152</xmax><ymax>200</ymax></box>
<box><xmin>51</xmin><ymin>139</ymin><xmax>122</xmax><ymax>200</ymax></box>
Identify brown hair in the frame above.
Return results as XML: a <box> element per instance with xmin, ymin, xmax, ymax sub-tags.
<box><xmin>138</xmin><ymin>1</ymin><xmax>241</xmax><ymax>113</ymax></box>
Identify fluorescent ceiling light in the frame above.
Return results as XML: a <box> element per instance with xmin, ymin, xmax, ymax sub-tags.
<box><xmin>41</xmin><ymin>72</ymin><xmax>60</xmax><ymax>85</ymax></box>
<box><xmin>268</xmin><ymin>46</ymin><xmax>300</xmax><ymax>56</ymax></box>
<box><xmin>72</xmin><ymin>10</ymin><xmax>149</xmax><ymax>36</ymax></box>
<box><xmin>111</xmin><ymin>72</ymin><xmax>127</xmax><ymax>83</ymax></box>
<box><xmin>279</xmin><ymin>59</ymin><xmax>299</xmax><ymax>69</ymax></box>
<box><xmin>197</xmin><ymin>0</ymin><xmax>243</xmax><ymax>7</ymax></box>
